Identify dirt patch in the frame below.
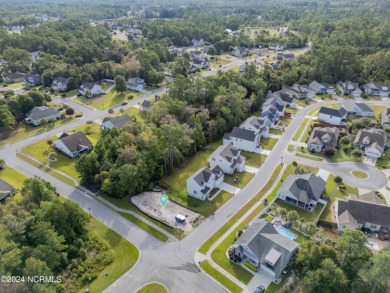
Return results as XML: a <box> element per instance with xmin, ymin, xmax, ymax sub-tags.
<box><xmin>131</xmin><ymin>191</ymin><xmax>203</xmax><ymax>234</ymax></box>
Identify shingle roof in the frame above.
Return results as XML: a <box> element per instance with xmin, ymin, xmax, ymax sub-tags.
<box><xmin>80</xmin><ymin>82</ymin><xmax>97</xmax><ymax>91</ymax></box>
<box><xmin>102</xmin><ymin>115</ymin><xmax>131</xmax><ymax>127</ymax></box>
<box><xmin>279</xmin><ymin>173</ymin><xmax>326</xmax><ymax>203</ymax></box>
<box><xmin>354</xmin><ymin>128</ymin><xmax>386</xmax><ymax>153</ymax></box>
<box><xmin>26</xmin><ymin>106</ymin><xmax>59</xmax><ymax>121</ymax></box>
<box><xmin>307</xmin><ymin>127</ymin><xmax>340</xmax><ymax>148</ymax></box>
<box><xmin>319</xmin><ymin>106</ymin><xmax>347</xmax><ymax>118</ymax></box>
<box><xmin>57</xmin><ymin>131</ymin><xmax>93</xmax><ymax>153</ymax></box>
<box><xmin>211</xmin><ymin>144</ymin><xmax>239</xmax><ymax>163</ymax></box>
<box><xmin>52</xmin><ymin>77</ymin><xmax>68</xmax><ymax>86</ymax></box>
<box><xmin>355</xmin><ymin>103</ymin><xmax>374</xmax><ymax>112</ymax></box>
<box><xmin>141</xmin><ymin>100</ymin><xmax>152</xmax><ymax>108</ymax></box>
<box><xmin>230</xmin><ymin>127</ymin><xmax>257</xmax><ymax>142</ymax></box>
<box><xmin>360</xmin><ymin>192</ymin><xmax>384</xmax><ymax>205</ymax></box>
<box><xmin>191</xmin><ymin>168</ymin><xmax>213</xmax><ymax>186</ymax></box>
<box><xmin>337</xmin><ymin>198</ymin><xmax>390</xmax><ymax>228</ymax></box>
<box><xmin>0</xmin><ymin>179</ymin><xmax>13</xmax><ymax>193</ymax></box>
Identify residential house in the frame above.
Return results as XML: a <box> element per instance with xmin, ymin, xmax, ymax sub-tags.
<box><xmin>1</xmin><ymin>72</ymin><xmax>26</xmax><ymax>83</ymax></box>
<box><xmin>231</xmin><ymin>47</ymin><xmax>249</xmax><ymax>58</ymax></box>
<box><xmin>307</xmin><ymin>127</ymin><xmax>340</xmax><ymax>152</ymax></box>
<box><xmin>207</xmin><ymin>144</ymin><xmax>246</xmax><ymax>175</ymax></box>
<box><xmin>309</xmin><ymin>81</ymin><xmax>335</xmax><ymax>95</ymax></box>
<box><xmin>232</xmin><ymin>218</ymin><xmax>298</xmax><ymax>279</ymax></box>
<box><xmin>54</xmin><ymin>131</ymin><xmax>93</xmax><ymax>158</ymax></box>
<box><xmin>269</xmin><ymin>43</ymin><xmax>287</xmax><ymax>51</ymax></box>
<box><xmin>51</xmin><ymin>77</ymin><xmax>69</xmax><ymax>92</ymax></box>
<box><xmin>240</xmin><ymin>116</ymin><xmax>269</xmax><ymax>137</ymax></box>
<box><xmin>276</xmin><ymin>53</ymin><xmax>295</xmax><ymax>61</ymax></box>
<box><xmin>342</xmin><ymin>100</ymin><xmax>374</xmax><ymax>117</ymax></box>
<box><xmin>381</xmin><ymin>108</ymin><xmax>390</xmax><ymax>129</ymax></box>
<box><xmin>337</xmin><ymin>81</ymin><xmax>362</xmax><ymax>98</ymax></box>
<box><xmin>191</xmin><ymin>38</ymin><xmax>205</xmax><ymax>47</ymax></box>
<box><xmin>282</xmin><ymin>84</ymin><xmax>315</xmax><ymax>100</ymax></box>
<box><xmin>127</xmin><ymin>77</ymin><xmax>145</xmax><ymax>91</ymax></box>
<box><xmin>353</xmin><ymin>128</ymin><xmax>386</xmax><ymax>159</ymax></box>
<box><xmin>24</xmin><ymin>74</ymin><xmax>42</xmax><ymax>87</ymax></box>
<box><xmin>223</xmin><ymin>127</ymin><xmax>260</xmax><ymax>152</ymax></box>
<box><xmin>140</xmin><ymin>100</ymin><xmax>153</xmax><ymax>112</ymax></box>
<box><xmin>363</xmin><ymin>82</ymin><xmax>390</xmax><ymax>98</ymax></box>
<box><xmin>272</xmin><ymin>63</ymin><xmax>279</xmax><ymax>71</ymax></box>
<box><xmin>266</xmin><ymin>90</ymin><xmax>296</xmax><ymax>108</ymax></box>
<box><xmin>30</xmin><ymin>51</ymin><xmax>42</xmax><ymax>62</ymax></box>
<box><xmin>277</xmin><ymin>173</ymin><xmax>326</xmax><ymax>211</ymax></box>
<box><xmin>101</xmin><ymin>115</ymin><xmax>131</xmax><ymax>129</ymax></box>
<box><xmin>192</xmin><ymin>59</ymin><xmax>211</xmax><ymax>69</ymax></box>
<box><xmin>186</xmin><ymin>166</ymin><xmax>224</xmax><ymax>201</ymax></box>
<box><xmin>79</xmin><ymin>82</ymin><xmax>102</xmax><ymax>98</ymax></box>
<box><xmin>25</xmin><ymin>106</ymin><xmax>61</xmax><ymax>126</ymax></box>
<box><xmin>0</xmin><ymin>179</ymin><xmax>15</xmax><ymax>204</ymax></box>
<box><xmin>335</xmin><ymin>194</ymin><xmax>390</xmax><ymax>233</ymax></box>
<box><xmin>190</xmin><ymin>51</ymin><xmax>206</xmax><ymax>61</ymax></box>
<box><xmin>318</xmin><ymin>107</ymin><xmax>348</xmax><ymax>125</ymax></box>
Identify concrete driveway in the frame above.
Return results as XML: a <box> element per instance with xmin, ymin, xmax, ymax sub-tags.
<box><xmin>219</xmin><ymin>182</ymin><xmax>241</xmax><ymax>194</ymax></box>
<box><xmin>247</xmin><ymin>267</ymin><xmax>274</xmax><ymax>293</ymax></box>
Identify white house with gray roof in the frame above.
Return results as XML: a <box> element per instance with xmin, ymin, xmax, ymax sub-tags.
<box><xmin>52</xmin><ymin>77</ymin><xmax>69</xmax><ymax>92</ymax></box>
<box><xmin>207</xmin><ymin>144</ymin><xmax>246</xmax><ymax>175</ymax></box>
<box><xmin>282</xmin><ymin>84</ymin><xmax>315</xmax><ymax>100</ymax></box>
<box><xmin>54</xmin><ymin>131</ymin><xmax>93</xmax><ymax>158</ymax></box>
<box><xmin>240</xmin><ymin>116</ymin><xmax>269</xmax><ymax>137</ymax></box>
<box><xmin>277</xmin><ymin>173</ymin><xmax>326</xmax><ymax>211</ymax></box>
<box><xmin>381</xmin><ymin>108</ymin><xmax>390</xmax><ymax>129</ymax></box>
<box><xmin>127</xmin><ymin>77</ymin><xmax>145</xmax><ymax>91</ymax></box>
<box><xmin>186</xmin><ymin>166</ymin><xmax>224</xmax><ymax>201</ymax></box>
<box><xmin>223</xmin><ymin>127</ymin><xmax>260</xmax><ymax>152</ymax></box>
<box><xmin>318</xmin><ymin>106</ymin><xmax>348</xmax><ymax>125</ymax></box>
<box><xmin>25</xmin><ymin>106</ymin><xmax>61</xmax><ymax>126</ymax></box>
<box><xmin>363</xmin><ymin>82</ymin><xmax>390</xmax><ymax>98</ymax></box>
<box><xmin>0</xmin><ymin>179</ymin><xmax>15</xmax><ymax>204</ymax></box>
<box><xmin>335</xmin><ymin>194</ymin><xmax>390</xmax><ymax>233</ymax></box>
<box><xmin>232</xmin><ymin>218</ymin><xmax>298</xmax><ymax>279</ymax></box>
<box><xmin>342</xmin><ymin>101</ymin><xmax>374</xmax><ymax>117</ymax></box>
<box><xmin>307</xmin><ymin>127</ymin><xmax>340</xmax><ymax>152</ymax></box>
<box><xmin>79</xmin><ymin>82</ymin><xmax>102</xmax><ymax>98</ymax></box>
<box><xmin>309</xmin><ymin>81</ymin><xmax>335</xmax><ymax>95</ymax></box>
<box><xmin>101</xmin><ymin>115</ymin><xmax>131</xmax><ymax>129</ymax></box>
<box><xmin>353</xmin><ymin>128</ymin><xmax>386</xmax><ymax>158</ymax></box>
<box><xmin>337</xmin><ymin>81</ymin><xmax>362</xmax><ymax>98</ymax></box>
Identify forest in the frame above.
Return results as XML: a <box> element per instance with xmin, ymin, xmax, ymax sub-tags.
<box><xmin>0</xmin><ymin>178</ymin><xmax>114</xmax><ymax>293</ymax></box>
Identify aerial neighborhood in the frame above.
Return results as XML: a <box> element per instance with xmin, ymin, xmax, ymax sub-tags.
<box><xmin>0</xmin><ymin>1</ymin><xmax>390</xmax><ymax>293</ymax></box>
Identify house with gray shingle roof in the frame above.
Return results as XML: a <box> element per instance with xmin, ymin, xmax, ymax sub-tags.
<box><xmin>307</xmin><ymin>127</ymin><xmax>340</xmax><ymax>152</ymax></box>
<box><xmin>337</xmin><ymin>81</ymin><xmax>362</xmax><ymax>98</ymax></box>
<box><xmin>79</xmin><ymin>82</ymin><xmax>102</xmax><ymax>98</ymax></box>
<box><xmin>240</xmin><ymin>116</ymin><xmax>269</xmax><ymax>137</ymax></box>
<box><xmin>335</xmin><ymin>195</ymin><xmax>390</xmax><ymax>233</ymax></box>
<box><xmin>101</xmin><ymin>115</ymin><xmax>131</xmax><ymax>129</ymax></box>
<box><xmin>309</xmin><ymin>81</ymin><xmax>335</xmax><ymax>95</ymax></box>
<box><xmin>0</xmin><ymin>179</ymin><xmax>15</xmax><ymax>204</ymax></box>
<box><xmin>277</xmin><ymin>173</ymin><xmax>326</xmax><ymax>211</ymax></box>
<box><xmin>223</xmin><ymin>127</ymin><xmax>260</xmax><ymax>152</ymax></box>
<box><xmin>363</xmin><ymin>82</ymin><xmax>390</xmax><ymax>98</ymax></box>
<box><xmin>1</xmin><ymin>72</ymin><xmax>26</xmax><ymax>83</ymax></box>
<box><xmin>54</xmin><ymin>131</ymin><xmax>93</xmax><ymax>158</ymax></box>
<box><xmin>342</xmin><ymin>100</ymin><xmax>374</xmax><ymax>117</ymax></box>
<box><xmin>207</xmin><ymin>144</ymin><xmax>246</xmax><ymax>175</ymax></box>
<box><xmin>24</xmin><ymin>74</ymin><xmax>42</xmax><ymax>87</ymax></box>
<box><xmin>318</xmin><ymin>106</ymin><xmax>348</xmax><ymax>125</ymax></box>
<box><xmin>25</xmin><ymin>106</ymin><xmax>61</xmax><ymax>126</ymax></box>
<box><xmin>232</xmin><ymin>218</ymin><xmax>298</xmax><ymax>280</ymax></box>
<box><xmin>381</xmin><ymin>108</ymin><xmax>390</xmax><ymax>129</ymax></box>
<box><xmin>186</xmin><ymin>166</ymin><xmax>224</xmax><ymax>200</ymax></box>
<box><xmin>282</xmin><ymin>84</ymin><xmax>315</xmax><ymax>100</ymax></box>
<box><xmin>353</xmin><ymin>128</ymin><xmax>386</xmax><ymax>158</ymax></box>
<box><xmin>52</xmin><ymin>77</ymin><xmax>69</xmax><ymax>92</ymax></box>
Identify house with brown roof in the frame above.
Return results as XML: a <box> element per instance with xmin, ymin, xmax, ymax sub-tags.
<box><xmin>335</xmin><ymin>193</ymin><xmax>390</xmax><ymax>233</ymax></box>
<box><xmin>307</xmin><ymin>127</ymin><xmax>340</xmax><ymax>152</ymax></box>
<box><xmin>353</xmin><ymin>128</ymin><xmax>386</xmax><ymax>158</ymax></box>
<box><xmin>54</xmin><ymin>131</ymin><xmax>93</xmax><ymax>158</ymax></box>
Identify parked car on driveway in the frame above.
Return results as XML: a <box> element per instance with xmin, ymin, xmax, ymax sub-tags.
<box><xmin>254</xmin><ymin>285</ymin><xmax>265</xmax><ymax>293</ymax></box>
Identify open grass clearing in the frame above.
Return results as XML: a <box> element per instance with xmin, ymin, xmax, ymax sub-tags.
<box><xmin>136</xmin><ymin>283</ymin><xmax>168</xmax><ymax>293</ymax></box>
<box><xmin>121</xmin><ymin>106</ymin><xmax>148</xmax><ymax>122</ymax></box>
<box><xmin>75</xmin><ymin>90</ymin><xmax>143</xmax><ymax>110</ymax></box>
<box><xmin>21</xmin><ymin>122</ymin><xmax>101</xmax><ymax>181</ymax></box>
<box><xmin>78</xmin><ymin>217</ymin><xmax>139</xmax><ymax>293</ymax></box>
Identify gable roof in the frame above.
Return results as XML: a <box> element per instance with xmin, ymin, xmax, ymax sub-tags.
<box><xmin>307</xmin><ymin>127</ymin><xmax>340</xmax><ymax>148</ymax></box>
<box><xmin>26</xmin><ymin>106</ymin><xmax>59</xmax><ymax>121</ymax></box>
<box><xmin>52</xmin><ymin>77</ymin><xmax>68</xmax><ymax>86</ymax></box>
<box><xmin>337</xmin><ymin>198</ymin><xmax>390</xmax><ymax>228</ymax></box>
<box><xmin>342</xmin><ymin>100</ymin><xmax>373</xmax><ymax>113</ymax></box>
<box><xmin>210</xmin><ymin>144</ymin><xmax>240</xmax><ymax>163</ymax></box>
<box><xmin>354</xmin><ymin>128</ymin><xmax>386</xmax><ymax>153</ymax></box>
<box><xmin>364</xmin><ymin>82</ymin><xmax>390</xmax><ymax>92</ymax></box>
<box><xmin>279</xmin><ymin>173</ymin><xmax>326</xmax><ymax>203</ymax></box>
<box><xmin>230</xmin><ymin>127</ymin><xmax>257</xmax><ymax>142</ymax></box>
<box><xmin>57</xmin><ymin>131</ymin><xmax>93</xmax><ymax>153</ymax></box>
<box><xmin>80</xmin><ymin>82</ymin><xmax>98</xmax><ymax>91</ymax></box>
<box><xmin>360</xmin><ymin>192</ymin><xmax>385</xmax><ymax>205</ymax></box>
<box><xmin>102</xmin><ymin>115</ymin><xmax>131</xmax><ymax>127</ymax></box>
<box><xmin>319</xmin><ymin>106</ymin><xmax>347</xmax><ymax>118</ymax></box>
<box><xmin>0</xmin><ymin>179</ymin><xmax>13</xmax><ymax>194</ymax></box>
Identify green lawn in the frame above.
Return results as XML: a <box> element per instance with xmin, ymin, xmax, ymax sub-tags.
<box><xmin>211</xmin><ymin>58</ymin><xmax>232</xmax><ymax>69</ymax></box>
<box><xmin>377</xmin><ymin>147</ymin><xmax>390</xmax><ymax>168</ymax></box>
<box><xmin>269</xmin><ymin>128</ymin><xmax>283</xmax><ymax>135</ymax></box>
<box><xmin>296</xmin><ymin>152</ymin><xmax>324</xmax><ymax>162</ymax></box>
<box><xmin>118</xmin><ymin>212</ymin><xmax>169</xmax><ymax>242</ymax></box>
<box><xmin>100</xmin><ymin>82</ymin><xmax>115</xmax><ymax>91</ymax></box>
<box><xmin>241</xmin><ymin>152</ymin><xmax>267</xmax><ymax>168</ymax></box>
<box><xmin>0</xmin><ymin>117</ymin><xmax>73</xmax><ymax>146</ymax></box>
<box><xmin>75</xmin><ymin>90</ymin><xmax>143</xmax><ymax>110</ymax></box>
<box><xmin>136</xmin><ymin>283</ymin><xmax>167</xmax><ymax>293</ymax></box>
<box><xmin>21</xmin><ymin>123</ymin><xmax>101</xmax><ymax>181</ymax></box>
<box><xmin>300</xmin><ymin>122</ymin><xmax>315</xmax><ymax>142</ymax></box>
<box><xmin>273</xmin><ymin>199</ymin><xmax>325</xmax><ymax>223</ymax></box>
<box><xmin>296</xmin><ymin>146</ymin><xmax>357</xmax><ymax>163</ymax></box>
<box><xmin>224</xmin><ymin>171</ymin><xmax>254</xmax><ymax>189</ymax></box>
<box><xmin>200</xmin><ymin>261</ymin><xmax>242</xmax><ymax>293</ymax></box>
<box><xmin>6</xmin><ymin>81</ymin><xmax>24</xmax><ymax>89</ymax></box>
<box><xmin>293</xmin><ymin>118</ymin><xmax>309</xmax><ymax>141</ymax></box>
<box><xmin>122</xmin><ymin>106</ymin><xmax>147</xmax><ymax>122</ymax></box>
<box><xmin>260</xmin><ymin>138</ymin><xmax>278</xmax><ymax>150</ymax></box>
<box><xmin>79</xmin><ymin>217</ymin><xmax>139</xmax><ymax>293</ymax></box>
<box><xmin>162</xmin><ymin>141</ymin><xmax>236</xmax><ymax>217</ymax></box>
<box><xmin>287</xmin><ymin>144</ymin><xmax>295</xmax><ymax>152</ymax></box>
<box><xmin>316</xmin><ymin>94</ymin><xmax>335</xmax><ymax>101</ymax></box>
<box><xmin>0</xmin><ymin>165</ymin><xmax>29</xmax><ymax>203</ymax></box>
<box><xmin>352</xmin><ymin>170</ymin><xmax>368</xmax><ymax>179</ymax></box>
<box><xmin>295</xmin><ymin>99</ymin><xmax>316</xmax><ymax>107</ymax></box>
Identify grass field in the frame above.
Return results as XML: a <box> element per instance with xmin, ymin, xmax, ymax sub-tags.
<box><xmin>21</xmin><ymin>123</ymin><xmax>101</xmax><ymax>181</ymax></box>
<box><xmin>200</xmin><ymin>261</ymin><xmax>242</xmax><ymax>293</ymax></box>
<box><xmin>6</xmin><ymin>81</ymin><xmax>24</xmax><ymax>89</ymax></box>
<box><xmin>122</xmin><ymin>106</ymin><xmax>147</xmax><ymax>122</ymax></box>
<box><xmin>0</xmin><ymin>165</ymin><xmax>29</xmax><ymax>203</ymax></box>
<box><xmin>224</xmin><ymin>171</ymin><xmax>254</xmax><ymax>188</ymax></box>
<box><xmin>118</xmin><ymin>212</ymin><xmax>169</xmax><ymax>242</ymax></box>
<box><xmin>136</xmin><ymin>283</ymin><xmax>168</xmax><ymax>293</ymax></box>
<box><xmin>79</xmin><ymin>217</ymin><xmax>139</xmax><ymax>293</ymax></box>
<box><xmin>211</xmin><ymin>58</ymin><xmax>232</xmax><ymax>69</ymax></box>
<box><xmin>273</xmin><ymin>200</ymin><xmax>325</xmax><ymax>222</ymax></box>
<box><xmin>162</xmin><ymin>141</ymin><xmax>236</xmax><ymax>217</ymax></box>
<box><xmin>0</xmin><ymin>117</ymin><xmax>73</xmax><ymax>146</ymax></box>
<box><xmin>241</xmin><ymin>152</ymin><xmax>266</xmax><ymax>168</ymax></box>
<box><xmin>260</xmin><ymin>138</ymin><xmax>278</xmax><ymax>150</ymax></box>
<box><xmin>241</xmin><ymin>27</ymin><xmax>279</xmax><ymax>38</ymax></box>
<box><xmin>75</xmin><ymin>90</ymin><xmax>143</xmax><ymax>110</ymax></box>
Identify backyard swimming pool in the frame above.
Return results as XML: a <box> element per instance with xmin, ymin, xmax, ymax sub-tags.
<box><xmin>276</xmin><ymin>226</ymin><xmax>298</xmax><ymax>241</ymax></box>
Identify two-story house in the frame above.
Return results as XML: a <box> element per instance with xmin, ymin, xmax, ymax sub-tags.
<box><xmin>318</xmin><ymin>106</ymin><xmax>348</xmax><ymax>125</ymax></box>
<box><xmin>79</xmin><ymin>82</ymin><xmax>102</xmax><ymax>98</ymax></box>
<box><xmin>51</xmin><ymin>77</ymin><xmax>69</xmax><ymax>92</ymax></box>
<box><xmin>207</xmin><ymin>144</ymin><xmax>246</xmax><ymax>174</ymax></box>
<box><xmin>223</xmin><ymin>127</ymin><xmax>260</xmax><ymax>152</ymax></box>
<box><xmin>363</xmin><ymin>82</ymin><xmax>390</xmax><ymax>98</ymax></box>
<box><xmin>186</xmin><ymin>166</ymin><xmax>224</xmax><ymax>200</ymax></box>
<box><xmin>307</xmin><ymin>127</ymin><xmax>340</xmax><ymax>152</ymax></box>
<box><xmin>24</xmin><ymin>74</ymin><xmax>42</xmax><ymax>87</ymax></box>
<box><xmin>337</xmin><ymin>81</ymin><xmax>362</xmax><ymax>98</ymax></box>
<box><xmin>309</xmin><ymin>81</ymin><xmax>336</xmax><ymax>95</ymax></box>
<box><xmin>353</xmin><ymin>128</ymin><xmax>386</xmax><ymax>159</ymax></box>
